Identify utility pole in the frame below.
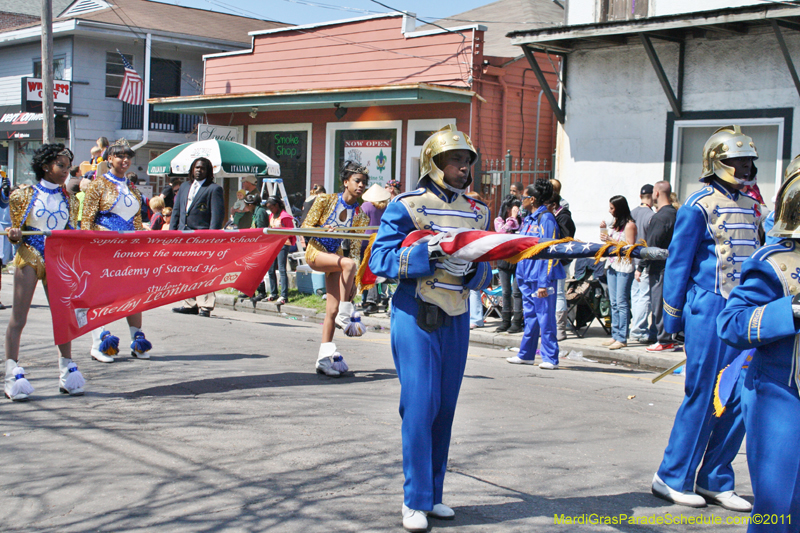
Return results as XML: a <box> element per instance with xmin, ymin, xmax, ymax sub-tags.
<box><xmin>41</xmin><ymin>0</ymin><xmax>55</xmax><ymax>143</ymax></box>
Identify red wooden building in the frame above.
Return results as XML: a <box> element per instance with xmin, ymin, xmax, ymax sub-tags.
<box><xmin>151</xmin><ymin>11</ymin><xmax>560</xmax><ymax>211</ymax></box>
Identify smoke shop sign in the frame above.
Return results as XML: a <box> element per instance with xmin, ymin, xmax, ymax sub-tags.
<box><xmin>198</xmin><ymin>124</ymin><xmax>239</xmax><ymax>142</ymax></box>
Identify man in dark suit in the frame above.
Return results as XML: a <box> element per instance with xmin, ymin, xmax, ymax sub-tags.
<box><xmin>171</xmin><ymin>157</ymin><xmax>225</xmax><ymax>317</ymax></box>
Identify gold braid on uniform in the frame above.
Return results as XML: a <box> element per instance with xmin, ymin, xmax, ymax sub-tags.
<box><xmin>81</xmin><ymin>175</ymin><xmax>144</xmax><ymax>231</ymax></box>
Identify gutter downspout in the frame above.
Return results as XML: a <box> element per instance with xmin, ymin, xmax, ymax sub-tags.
<box><xmin>132</xmin><ymin>32</ymin><xmax>151</xmax><ymax>152</ymax></box>
<box><xmin>534</xmin><ymin>89</ymin><xmax>543</xmax><ymax>171</ymax></box>
<box><xmin>499</xmin><ymin>75</ymin><xmax>508</xmax><ymax>159</ymax></box>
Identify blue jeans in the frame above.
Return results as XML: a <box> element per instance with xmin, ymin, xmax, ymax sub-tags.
<box><xmin>469</xmin><ymin>290</ymin><xmax>484</xmax><ymax>327</ymax></box>
<box><xmin>630</xmin><ymin>269</ymin><xmax>655</xmax><ymax>340</ymax></box>
<box><xmin>268</xmin><ymin>245</ymin><xmax>289</xmax><ymax>299</ymax></box>
<box><xmin>606</xmin><ymin>268</ymin><xmax>634</xmax><ymax>343</ymax></box>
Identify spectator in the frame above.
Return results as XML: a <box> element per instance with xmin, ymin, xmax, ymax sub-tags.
<box><xmin>494</xmin><ymin>193</ymin><xmax>522</xmax><ymax>333</ymax></box>
<box><xmin>83</xmin><ymin>145</ymin><xmax>104</xmax><ymax>180</ymax></box>
<box><xmin>466</xmin><ymin>191</ymin><xmax>486</xmax><ymax>329</ymax></box>
<box><xmin>644</xmin><ymin>181</ymin><xmax>678</xmax><ymax>352</ymax></box>
<box><xmin>510</xmin><ymin>181</ymin><xmax>526</xmax><ymax>217</ymax></box>
<box><xmin>160</xmin><ymin>207</ymin><xmax>172</xmax><ymax>229</ymax></box>
<box><xmin>170</xmin><ymin>157</ymin><xmax>225</xmax><ymax>318</ymax></box>
<box><xmin>160</xmin><ymin>177</ymin><xmax>181</xmax><ymax>209</ymax></box>
<box><xmin>230</xmin><ymin>189</ymin><xmax>247</xmax><ymax>226</ymax></box>
<box><xmin>0</xmin><ymin>171</ymin><xmax>11</xmax><ymax>309</ymax></box>
<box><xmin>670</xmin><ymin>192</ymin><xmax>681</xmax><ymax>210</ymax></box>
<box><xmin>96</xmin><ymin>136</ymin><xmax>110</xmax><ymax>159</ymax></box>
<box><xmin>385</xmin><ymin>179</ymin><xmax>401</xmax><ymax>199</ymax></box>
<box><xmin>507</xmin><ymin>180</ymin><xmax>565</xmax><ymax>369</ymax></box>
<box><xmin>360</xmin><ymin>184</ymin><xmax>392</xmax><ymax>315</ymax></box>
<box><xmin>264</xmin><ymin>196</ymin><xmax>296</xmax><ymax>305</ymax></box>
<box><xmin>631</xmin><ymin>184</ymin><xmax>656</xmax><ymax>343</ymax></box>
<box><xmin>300</xmin><ymin>184</ymin><xmax>324</xmax><ymax>225</ymax></box>
<box><xmin>242</xmin><ymin>175</ymin><xmax>258</xmax><ymax>195</ymax></box>
<box><xmin>148</xmin><ymin>196</ymin><xmax>166</xmax><ymax>230</ymax></box>
<box><xmin>128</xmin><ymin>172</ymin><xmax>151</xmax><ymax>223</ymax></box>
<box><xmin>600</xmin><ymin>195</ymin><xmax>637</xmax><ymax>350</ymax></box>
<box><xmin>245</xmin><ymin>193</ymin><xmax>268</xmax><ymax>229</ymax></box>
<box><xmin>546</xmin><ymin>185</ymin><xmax>576</xmax><ymax>341</ymax></box>
<box><xmin>66</xmin><ymin>165</ymin><xmax>82</xmax><ymax>194</ymax></box>
<box><xmin>76</xmin><ymin>176</ymin><xmax>90</xmax><ymax>227</ymax></box>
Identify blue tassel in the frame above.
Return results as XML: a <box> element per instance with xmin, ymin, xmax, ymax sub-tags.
<box><xmin>130</xmin><ymin>331</ymin><xmax>152</xmax><ymax>354</ymax></box>
<box><xmin>99</xmin><ymin>331</ymin><xmax>120</xmax><ymax>356</ymax></box>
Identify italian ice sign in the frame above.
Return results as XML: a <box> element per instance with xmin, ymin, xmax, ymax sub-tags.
<box><xmin>344</xmin><ymin>140</ymin><xmax>392</xmax><ymax>187</ymax></box>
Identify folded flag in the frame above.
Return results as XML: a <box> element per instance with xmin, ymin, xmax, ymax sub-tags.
<box><xmin>713</xmin><ymin>349</ymin><xmax>753</xmax><ymax>417</ymax></box>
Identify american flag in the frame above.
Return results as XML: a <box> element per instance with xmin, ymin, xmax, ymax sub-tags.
<box><xmin>116</xmin><ymin>51</ymin><xmax>143</xmax><ymax>106</ymax></box>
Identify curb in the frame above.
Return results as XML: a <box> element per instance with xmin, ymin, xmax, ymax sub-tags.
<box><xmin>215</xmin><ymin>293</ymin><xmax>684</xmax><ymax>372</ymax></box>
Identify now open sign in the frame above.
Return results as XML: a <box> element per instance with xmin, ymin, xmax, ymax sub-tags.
<box><xmin>22</xmin><ymin>77</ymin><xmax>72</xmax><ymax>115</ymax></box>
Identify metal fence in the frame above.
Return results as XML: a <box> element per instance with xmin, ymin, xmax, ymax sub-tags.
<box><xmin>476</xmin><ymin>149</ymin><xmax>555</xmax><ymax>215</ymax></box>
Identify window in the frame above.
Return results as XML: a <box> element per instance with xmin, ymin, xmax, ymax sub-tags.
<box><xmin>666</xmin><ymin>110</ymin><xmax>793</xmax><ymax>211</ymax></box>
<box><xmin>325</xmin><ymin>121</ymin><xmax>402</xmax><ymax>192</ymax></box>
<box><xmin>33</xmin><ymin>56</ymin><xmax>66</xmax><ymax>80</ymax></box>
<box><xmin>250</xmin><ymin>125</ymin><xmax>311</xmax><ymax>199</ymax></box>
<box><xmin>406</xmin><ymin>118</ymin><xmax>456</xmax><ymax>191</ymax></box>
<box><xmin>599</xmin><ymin>0</ymin><xmax>648</xmax><ymax>22</ymax></box>
<box><xmin>106</xmin><ymin>52</ymin><xmax>134</xmax><ymax>98</ymax></box>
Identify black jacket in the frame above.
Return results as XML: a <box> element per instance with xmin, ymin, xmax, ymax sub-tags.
<box><xmin>170</xmin><ymin>179</ymin><xmax>225</xmax><ymax>230</ymax></box>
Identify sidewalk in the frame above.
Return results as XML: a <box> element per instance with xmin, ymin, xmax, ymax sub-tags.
<box><xmin>216</xmin><ymin>293</ymin><xmax>686</xmax><ymax>372</ymax></box>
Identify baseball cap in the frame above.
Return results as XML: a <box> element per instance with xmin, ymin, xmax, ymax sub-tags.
<box><xmin>640</xmin><ymin>184</ymin><xmax>654</xmax><ymax>195</ymax></box>
<box><xmin>242</xmin><ymin>176</ymin><xmax>258</xmax><ymax>185</ymax></box>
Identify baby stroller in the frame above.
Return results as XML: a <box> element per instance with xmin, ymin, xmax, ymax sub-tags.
<box><xmin>565</xmin><ymin>257</ymin><xmax>611</xmax><ymax>337</ymax></box>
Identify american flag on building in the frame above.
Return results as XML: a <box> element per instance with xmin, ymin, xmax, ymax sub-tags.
<box><xmin>116</xmin><ymin>51</ymin><xmax>143</xmax><ymax>106</ymax></box>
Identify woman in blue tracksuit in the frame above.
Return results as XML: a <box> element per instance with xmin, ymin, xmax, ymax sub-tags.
<box><xmin>506</xmin><ymin>179</ymin><xmax>565</xmax><ymax>369</ymax></box>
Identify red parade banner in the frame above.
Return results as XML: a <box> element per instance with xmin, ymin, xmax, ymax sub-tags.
<box><xmin>45</xmin><ymin>229</ymin><xmax>286</xmax><ymax>344</ymax></box>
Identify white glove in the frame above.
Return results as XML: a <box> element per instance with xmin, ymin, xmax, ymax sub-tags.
<box><xmin>439</xmin><ymin>257</ymin><xmax>474</xmax><ymax>277</ymax></box>
<box><xmin>427</xmin><ymin>233</ymin><xmax>448</xmax><ymax>260</ymax></box>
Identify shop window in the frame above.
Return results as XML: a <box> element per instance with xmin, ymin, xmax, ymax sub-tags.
<box><xmin>106</xmin><ymin>52</ymin><xmax>134</xmax><ymax>98</ymax></box>
<box><xmin>334</xmin><ymin>129</ymin><xmax>397</xmax><ymax>188</ymax></box>
<box><xmin>254</xmin><ymin>129</ymin><xmax>308</xmax><ymax>199</ymax></box>
<box><xmin>669</xmin><ymin>114</ymin><xmax>790</xmax><ymax>210</ymax></box>
<box><xmin>33</xmin><ymin>56</ymin><xmax>66</xmax><ymax>80</ymax></box>
<box><xmin>14</xmin><ymin>141</ymin><xmax>42</xmax><ymax>185</ymax></box>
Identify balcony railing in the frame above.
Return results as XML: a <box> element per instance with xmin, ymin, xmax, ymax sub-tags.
<box><xmin>121</xmin><ymin>102</ymin><xmax>202</xmax><ymax>134</ymax></box>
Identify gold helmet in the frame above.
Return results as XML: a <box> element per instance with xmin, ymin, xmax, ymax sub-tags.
<box><xmin>419</xmin><ymin>124</ymin><xmax>477</xmax><ymax>193</ymax></box>
<box><xmin>701</xmin><ymin>125</ymin><xmax>758</xmax><ymax>186</ymax></box>
<box><xmin>768</xmin><ymin>154</ymin><xmax>800</xmax><ymax>239</ymax></box>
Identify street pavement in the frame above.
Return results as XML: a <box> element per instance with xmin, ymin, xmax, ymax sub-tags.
<box><xmin>0</xmin><ymin>279</ymin><xmax>752</xmax><ymax>532</ymax></box>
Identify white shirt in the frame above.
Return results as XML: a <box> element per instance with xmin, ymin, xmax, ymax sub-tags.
<box><xmin>187</xmin><ymin>179</ymin><xmax>205</xmax><ymax>211</ymax></box>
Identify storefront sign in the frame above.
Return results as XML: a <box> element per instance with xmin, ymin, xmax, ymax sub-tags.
<box><xmin>344</xmin><ymin>139</ymin><xmax>392</xmax><ymax>187</ymax></box>
<box><xmin>198</xmin><ymin>124</ymin><xmax>239</xmax><ymax>142</ymax></box>
<box><xmin>0</xmin><ymin>105</ymin><xmax>44</xmax><ymax>140</ymax></box>
<box><xmin>21</xmin><ymin>77</ymin><xmax>72</xmax><ymax>115</ymax></box>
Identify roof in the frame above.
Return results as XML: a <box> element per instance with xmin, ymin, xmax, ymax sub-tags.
<box><xmin>0</xmin><ymin>0</ymin><xmax>287</xmax><ymax>42</ymax></box>
<box><xmin>149</xmin><ymin>82</ymin><xmax>483</xmax><ymax>114</ymax></box>
<box><xmin>0</xmin><ymin>0</ymin><xmax>73</xmax><ymax>18</ymax></box>
<box><xmin>507</xmin><ymin>3</ymin><xmax>800</xmax><ymax>53</ymax></box>
<box><xmin>421</xmin><ymin>0</ymin><xmax>563</xmax><ymax>57</ymax></box>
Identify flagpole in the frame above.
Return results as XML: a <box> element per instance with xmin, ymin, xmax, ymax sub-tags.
<box><xmin>264</xmin><ymin>228</ymin><xmax>374</xmax><ymax>241</ymax></box>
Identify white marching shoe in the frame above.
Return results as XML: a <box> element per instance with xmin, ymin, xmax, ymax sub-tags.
<box><xmin>90</xmin><ymin>328</ymin><xmax>118</xmax><ymax>363</ymax></box>
<box><xmin>651</xmin><ymin>474</ymin><xmax>707</xmax><ymax>508</ymax></box>
<box><xmin>429</xmin><ymin>503</ymin><xmax>455</xmax><ymax>520</ymax></box>
<box><xmin>4</xmin><ymin>359</ymin><xmax>33</xmax><ymax>401</ymax></box>
<box><xmin>315</xmin><ymin>342</ymin><xmax>349</xmax><ymax>377</ymax></box>
<box><xmin>402</xmin><ymin>504</ymin><xmax>428</xmax><ymax>533</ymax></box>
<box><xmin>334</xmin><ymin>301</ymin><xmax>366</xmax><ymax>337</ymax></box>
<box><xmin>696</xmin><ymin>486</ymin><xmax>752</xmax><ymax>512</ymax></box>
<box><xmin>129</xmin><ymin>327</ymin><xmax>152</xmax><ymax>359</ymax></box>
<box><xmin>59</xmin><ymin>357</ymin><xmax>85</xmax><ymax>396</ymax></box>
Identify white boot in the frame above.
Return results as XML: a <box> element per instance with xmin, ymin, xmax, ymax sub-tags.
<box><xmin>316</xmin><ymin>342</ymin><xmax>348</xmax><ymax>377</ymax></box>
<box><xmin>334</xmin><ymin>301</ymin><xmax>354</xmax><ymax>331</ymax></box>
<box><xmin>58</xmin><ymin>357</ymin><xmax>85</xmax><ymax>396</ymax></box>
<box><xmin>90</xmin><ymin>327</ymin><xmax>116</xmax><ymax>363</ymax></box>
<box><xmin>129</xmin><ymin>327</ymin><xmax>152</xmax><ymax>359</ymax></box>
<box><xmin>4</xmin><ymin>359</ymin><xmax>33</xmax><ymax>401</ymax></box>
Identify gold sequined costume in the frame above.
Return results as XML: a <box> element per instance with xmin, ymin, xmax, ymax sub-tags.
<box><xmin>10</xmin><ymin>184</ymin><xmax>80</xmax><ymax>282</ymax></box>
<box><xmin>301</xmin><ymin>192</ymin><xmax>369</xmax><ymax>268</ymax></box>
<box><xmin>82</xmin><ymin>173</ymin><xmax>144</xmax><ymax>231</ymax></box>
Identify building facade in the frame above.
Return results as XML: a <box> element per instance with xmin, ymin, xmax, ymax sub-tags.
<box><xmin>510</xmin><ymin>1</ymin><xmax>800</xmax><ymax>239</ymax></box>
<box><xmin>0</xmin><ymin>0</ymin><xmax>283</xmax><ymax>188</ymax></box>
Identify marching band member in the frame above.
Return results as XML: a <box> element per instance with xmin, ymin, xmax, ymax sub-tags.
<box><xmin>301</xmin><ymin>161</ymin><xmax>369</xmax><ymax>377</ymax></box>
<box><xmin>4</xmin><ymin>143</ymin><xmax>85</xmax><ymax>400</ymax></box>
<box><xmin>369</xmin><ymin>126</ymin><xmax>492</xmax><ymax>532</ymax></box>
<box><xmin>652</xmin><ymin>126</ymin><xmax>759</xmax><ymax>512</ymax></box>
<box><xmin>81</xmin><ymin>139</ymin><xmax>152</xmax><ymax>363</ymax></box>
<box><xmin>717</xmin><ymin>155</ymin><xmax>800</xmax><ymax>532</ymax></box>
